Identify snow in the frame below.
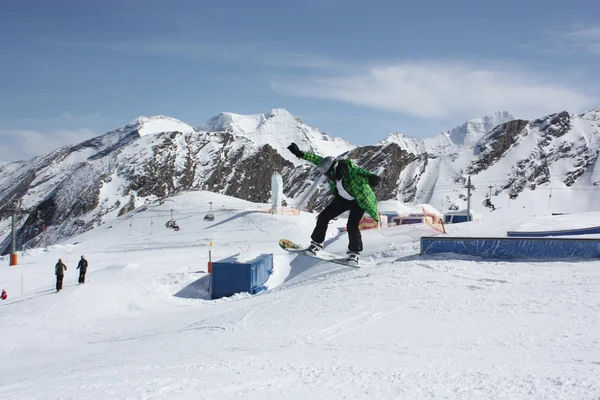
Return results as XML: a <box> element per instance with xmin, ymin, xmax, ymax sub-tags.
<box><xmin>447</xmin><ymin>111</ymin><xmax>515</xmax><ymax>147</ymax></box>
<box><xmin>199</xmin><ymin>111</ymin><xmax>266</xmax><ymax>133</ymax></box>
<box><xmin>380</xmin><ymin>111</ymin><xmax>515</xmax><ymax>156</ymax></box>
<box><xmin>197</xmin><ymin>109</ymin><xmax>355</xmax><ymax>161</ymax></box>
<box><xmin>1</xmin><ymin>190</ymin><xmax>599</xmax><ymax>399</ymax></box>
<box><xmin>127</xmin><ymin>116</ymin><xmax>195</xmax><ymax>137</ymax></box>
<box><xmin>378</xmin><ymin>132</ymin><xmax>422</xmax><ymax>154</ymax></box>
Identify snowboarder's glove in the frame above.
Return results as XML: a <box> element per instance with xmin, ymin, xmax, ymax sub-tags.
<box><xmin>368</xmin><ymin>175</ymin><xmax>381</xmax><ymax>187</ymax></box>
<box><xmin>287</xmin><ymin>143</ymin><xmax>304</xmax><ymax>159</ymax></box>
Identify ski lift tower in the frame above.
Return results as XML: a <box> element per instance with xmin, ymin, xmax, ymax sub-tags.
<box><xmin>0</xmin><ymin>199</ymin><xmax>29</xmax><ymax>266</ymax></box>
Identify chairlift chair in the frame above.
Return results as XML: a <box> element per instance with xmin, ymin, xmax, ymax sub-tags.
<box><xmin>204</xmin><ymin>201</ymin><xmax>215</xmax><ymax>221</ymax></box>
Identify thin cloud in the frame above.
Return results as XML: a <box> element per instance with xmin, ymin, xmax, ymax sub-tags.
<box><xmin>0</xmin><ymin>128</ymin><xmax>97</xmax><ymax>162</ymax></box>
<box><xmin>541</xmin><ymin>25</ymin><xmax>600</xmax><ymax>56</ymax></box>
<box><xmin>105</xmin><ymin>39</ymin><xmax>207</xmax><ymax>56</ymax></box>
<box><xmin>566</xmin><ymin>25</ymin><xmax>600</xmax><ymax>55</ymax></box>
<box><xmin>52</xmin><ymin>37</ymin><xmax>342</xmax><ymax>69</ymax></box>
<box><xmin>271</xmin><ymin>61</ymin><xmax>596</xmax><ymax>119</ymax></box>
<box><xmin>60</xmin><ymin>112</ymin><xmax>110</xmax><ymax>124</ymax></box>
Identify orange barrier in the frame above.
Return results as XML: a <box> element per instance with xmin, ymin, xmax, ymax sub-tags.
<box><xmin>9</xmin><ymin>253</ymin><xmax>17</xmax><ymax>266</ymax></box>
<box><xmin>208</xmin><ymin>242</ymin><xmax>213</xmax><ymax>273</ymax></box>
<box><xmin>339</xmin><ymin>215</ymin><xmax>386</xmax><ymax>231</ymax></box>
<box><xmin>259</xmin><ymin>207</ymin><xmax>300</xmax><ymax>216</ymax></box>
<box><xmin>422</xmin><ymin>207</ymin><xmax>446</xmax><ymax>234</ymax></box>
<box><xmin>359</xmin><ymin>216</ymin><xmax>380</xmax><ymax>230</ymax></box>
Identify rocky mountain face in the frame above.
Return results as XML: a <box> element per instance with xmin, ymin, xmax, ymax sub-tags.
<box><xmin>1</xmin><ymin>107</ymin><xmax>600</xmax><ymax>254</ymax></box>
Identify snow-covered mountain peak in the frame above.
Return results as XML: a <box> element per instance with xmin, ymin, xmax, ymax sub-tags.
<box><xmin>378</xmin><ymin>132</ymin><xmax>421</xmax><ymax>154</ymax></box>
<box><xmin>579</xmin><ymin>108</ymin><xmax>600</xmax><ymax>122</ymax></box>
<box><xmin>126</xmin><ymin>116</ymin><xmax>195</xmax><ymax>137</ymax></box>
<box><xmin>198</xmin><ymin>111</ymin><xmax>267</xmax><ymax>133</ymax></box>
<box><xmin>198</xmin><ymin>108</ymin><xmax>299</xmax><ymax>134</ymax></box>
<box><xmin>198</xmin><ymin>109</ymin><xmax>354</xmax><ymax>158</ymax></box>
<box><xmin>447</xmin><ymin>111</ymin><xmax>515</xmax><ymax>147</ymax></box>
<box><xmin>376</xmin><ymin>111</ymin><xmax>516</xmax><ymax>156</ymax></box>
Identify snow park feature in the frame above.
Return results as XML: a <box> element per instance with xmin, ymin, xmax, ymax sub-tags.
<box><xmin>421</xmin><ymin>236</ymin><xmax>600</xmax><ymax>260</ymax></box>
<box><xmin>210</xmin><ymin>253</ymin><xmax>273</xmax><ymax>299</ymax></box>
<box><xmin>507</xmin><ymin>225</ymin><xmax>600</xmax><ymax>237</ymax></box>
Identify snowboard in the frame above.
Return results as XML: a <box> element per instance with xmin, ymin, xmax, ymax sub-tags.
<box><xmin>278</xmin><ymin>239</ymin><xmax>362</xmax><ymax>268</ymax></box>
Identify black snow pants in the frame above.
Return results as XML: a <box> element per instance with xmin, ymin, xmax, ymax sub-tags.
<box><xmin>311</xmin><ymin>195</ymin><xmax>365</xmax><ymax>253</ymax></box>
<box><xmin>56</xmin><ymin>275</ymin><xmax>64</xmax><ymax>291</ymax></box>
<box><xmin>78</xmin><ymin>268</ymin><xmax>87</xmax><ymax>284</ymax></box>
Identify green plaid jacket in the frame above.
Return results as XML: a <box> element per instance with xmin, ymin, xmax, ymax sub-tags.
<box><xmin>303</xmin><ymin>152</ymin><xmax>379</xmax><ymax>221</ymax></box>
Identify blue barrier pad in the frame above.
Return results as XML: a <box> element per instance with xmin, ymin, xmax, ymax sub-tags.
<box><xmin>421</xmin><ymin>237</ymin><xmax>600</xmax><ymax>260</ymax></box>
<box><xmin>507</xmin><ymin>226</ymin><xmax>600</xmax><ymax>237</ymax></box>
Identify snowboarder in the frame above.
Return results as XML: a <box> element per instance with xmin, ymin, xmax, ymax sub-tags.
<box><xmin>77</xmin><ymin>255</ymin><xmax>88</xmax><ymax>284</ymax></box>
<box><xmin>1</xmin><ymin>289</ymin><xmax>7</xmax><ymax>300</ymax></box>
<box><xmin>55</xmin><ymin>259</ymin><xmax>68</xmax><ymax>292</ymax></box>
<box><xmin>287</xmin><ymin>143</ymin><xmax>381</xmax><ymax>265</ymax></box>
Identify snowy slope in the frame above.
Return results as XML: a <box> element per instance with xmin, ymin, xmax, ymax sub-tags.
<box><xmin>381</xmin><ymin>110</ymin><xmax>600</xmax><ymax>220</ymax></box>
<box><xmin>1</xmin><ymin>190</ymin><xmax>599</xmax><ymax>399</ymax></box>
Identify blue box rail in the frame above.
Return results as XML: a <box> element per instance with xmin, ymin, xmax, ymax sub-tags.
<box><xmin>210</xmin><ymin>253</ymin><xmax>273</xmax><ymax>299</ymax></box>
<box><xmin>420</xmin><ymin>236</ymin><xmax>600</xmax><ymax>260</ymax></box>
<box><xmin>507</xmin><ymin>226</ymin><xmax>600</xmax><ymax>237</ymax></box>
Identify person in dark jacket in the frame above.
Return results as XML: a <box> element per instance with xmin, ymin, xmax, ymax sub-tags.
<box><xmin>287</xmin><ymin>143</ymin><xmax>381</xmax><ymax>265</ymax></box>
<box><xmin>77</xmin><ymin>255</ymin><xmax>88</xmax><ymax>284</ymax></box>
<box><xmin>55</xmin><ymin>259</ymin><xmax>68</xmax><ymax>292</ymax></box>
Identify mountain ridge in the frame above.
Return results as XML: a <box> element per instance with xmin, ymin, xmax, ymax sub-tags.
<box><xmin>1</xmin><ymin>107</ymin><xmax>599</xmax><ymax>254</ymax></box>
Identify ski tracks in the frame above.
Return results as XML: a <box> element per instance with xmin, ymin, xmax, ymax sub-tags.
<box><xmin>312</xmin><ymin>302</ymin><xmax>410</xmax><ymax>343</ymax></box>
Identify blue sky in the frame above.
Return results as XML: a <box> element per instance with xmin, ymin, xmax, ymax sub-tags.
<box><xmin>1</xmin><ymin>0</ymin><xmax>599</xmax><ymax>161</ymax></box>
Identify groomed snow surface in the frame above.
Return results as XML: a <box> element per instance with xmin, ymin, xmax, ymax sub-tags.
<box><xmin>1</xmin><ymin>191</ymin><xmax>599</xmax><ymax>400</ymax></box>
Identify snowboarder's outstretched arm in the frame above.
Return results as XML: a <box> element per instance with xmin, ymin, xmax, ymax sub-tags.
<box><xmin>302</xmin><ymin>152</ymin><xmax>323</xmax><ymax>166</ymax></box>
<box><xmin>354</xmin><ymin>165</ymin><xmax>377</xmax><ymax>178</ymax></box>
<box><xmin>353</xmin><ymin>165</ymin><xmax>381</xmax><ymax>186</ymax></box>
<box><xmin>287</xmin><ymin>143</ymin><xmax>323</xmax><ymax>166</ymax></box>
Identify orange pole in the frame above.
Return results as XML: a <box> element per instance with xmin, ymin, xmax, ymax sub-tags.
<box><xmin>208</xmin><ymin>242</ymin><xmax>213</xmax><ymax>273</ymax></box>
<box><xmin>9</xmin><ymin>253</ymin><xmax>17</xmax><ymax>266</ymax></box>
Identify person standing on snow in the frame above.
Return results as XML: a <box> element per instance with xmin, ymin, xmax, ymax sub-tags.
<box><xmin>287</xmin><ymin>143</ymin><xmax>381</xmax><ymax>265</ymax></box>
<box><xmin>55</xmin><ymin>259</ymin><xmax>68</xmax><ymax>292</ymax></box>
<box><xmin>77</xmin><ymin>255</ymin><xmax>88</xmax><ymax>284</ymax></box>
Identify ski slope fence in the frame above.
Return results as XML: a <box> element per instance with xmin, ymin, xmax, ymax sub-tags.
<box><xmin>210</xmin><ymin>253</ymin><xmax>273</xmax><ymax>299</ymax></box>
<box><xmin>258</xmin><ymin>207</ymin><xmax>301</xmax><ymax>216</ymax></box>
<box><xmin>420</xmin><ymin>236</ymin><xmax>600</xmax><ymax>260</ymax></box>
<box><xmin>506</xmin><ymin>226</ymin><xmax>600</xmax><ymax>237</ymax></box>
